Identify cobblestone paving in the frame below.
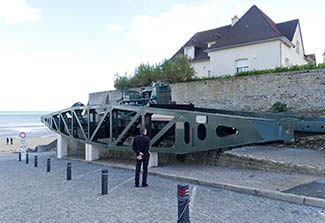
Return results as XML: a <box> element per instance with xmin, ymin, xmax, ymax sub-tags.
<box><xmin>1</xmin><ymin>153</ymin><xmax>325</xmax><ymax>223</ymax></box>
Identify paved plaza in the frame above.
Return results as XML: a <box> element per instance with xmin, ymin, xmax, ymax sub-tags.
<box><xmin>1</xmin><ymin>152</ymin><xmax>325</xmax><ymax>223</ymax></box>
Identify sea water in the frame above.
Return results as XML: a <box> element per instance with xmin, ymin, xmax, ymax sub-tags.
<box><xmin>0</xmin><ymin>111</ymin><xmax>55</xmax><ymax>139</ymax></box>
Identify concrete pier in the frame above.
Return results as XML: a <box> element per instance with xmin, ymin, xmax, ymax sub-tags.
<box><xmin>85</xmin><ymin>144</ymin><xmax>99</xmax><ymax>161</ymax></box>
<box><xmin>149</xmin><ymin>152</ymin><xmax>158</xmax><ymax>168</ymax></box>
<box><xmin>57</xmin><ymin>135</ymin><xmax>68</xmax><ymax>159</ymax></box>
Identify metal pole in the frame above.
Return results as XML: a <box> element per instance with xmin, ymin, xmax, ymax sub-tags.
<box><xmin>47</xmin><ymin>158</ymin><xmax>51</xmax><ymax>172</ymax></box>
<box><xmin>18</xmin><ymin>152</ymin><xmax>21</xmax><ymax>161</ymax></box>
<box><xmin>34</xmin><ymin>155</ymin><xmax>38</xmax><ymax>167</ymax></box>
<box><xmin>26</xmin><ymin>153</ymin><xmax>29</xmax><ymax>164</ymax></box>
<box><xmin>67</xmin><ymin>163</ymin><xmax>72</xmax><ymax>180</ymax></box>
<box><xmin>101</xmin><ymin>170</ymin><xmax>108</xmax><ymax>195</ymax></box>
<box><xmin>177</xmin><ymin>184</ymin><xmax>190</xmax><ymax>223</ymax></box>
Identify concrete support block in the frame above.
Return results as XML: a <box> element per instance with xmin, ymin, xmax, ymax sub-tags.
<box><xmin>85</xmin><ymin>144</ymin><xmax>99</xmax><ymax>161</ymax></box>
<box><xmin>256</xmin><ymin>190</ymin><xmax>304</xmax><ymax>205</ymax></box>
<box><xmin>304</xmin><ymin>197</ymin><xmax>325</xmax><ymax>209</ymax></box>
<box><xmin>57</xmin><ymin>135</ymin><xmax>68</xmax><ymax>159</ymax></box>
<box><xmin>149</xmin><ymin>152</ymin><xmax>158</xmax><ymax>168</ymax></box>
<box><xmin>223</xmin><ymin>184</ymin><xmax>258</xmax><ymax>196</ymax></box>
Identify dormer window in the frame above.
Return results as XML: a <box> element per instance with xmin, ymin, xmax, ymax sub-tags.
<box><xmin>207</xmin><ymin>41</ymin><xmax>216</xmax><ymax>48</ymax></box>
<box><xmin>231</xmin><ymin>15</ymin><xmax>239</xmax><ymax>27</ymax></box>
<box><xmin>184</xmin><ymin>46</ymin><xmax>195</xmax><ymax>60</ymax></box>
<box><xmin>296</xmin><ymin>41</ymin><xmax>300</xmax><ymax>54</ymax></box>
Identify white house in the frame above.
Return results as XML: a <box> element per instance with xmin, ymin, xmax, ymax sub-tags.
<box><xmin>172</xmin><ymin>5</ymin><xmax>315</xmax><ymax>77</ymax></box>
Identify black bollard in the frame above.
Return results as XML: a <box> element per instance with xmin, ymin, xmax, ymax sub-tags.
<box><xmin>177</xmin><ymin>185</ymin><xmax>190</xmax><ymax>223</ymax></box>
<box><xmin>47</xmin><ymin>158</ymin><xmax>51</xmax><ymax>172</ymax></box>
<box><xmin>26</xmin><ymin>153</ymin><xmax>29</xmax><ymax>164</ymax></box>
<box><xmin>101</xmin><ymin>170</ymin><xmax>108</xmax><ymax>195</ymax></box>
<box><xmin>34</xmin><ymin>155</ymin><xmax>38</xmax><ymax>167</ymax></box>
<box><xmin>18</xmin><ymin>152</ymin><xmax>21</xmax><ymax>161</ymax></box>
<box><xmin>67</xmin><ymin>163</ymin><xmax>72</xmax><ymax>180</ymax></box>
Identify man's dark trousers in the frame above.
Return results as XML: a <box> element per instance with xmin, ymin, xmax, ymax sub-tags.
<box><xmin>135</xmin><ymin>155</ymin><xmax>149</xmax><ymax>186</ymax></box>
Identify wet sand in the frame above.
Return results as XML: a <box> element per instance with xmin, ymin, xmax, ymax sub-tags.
<box><xmin>0</xmin><ymin>136</ymin><xmax>56</xmax><ymax>153</ymax></box>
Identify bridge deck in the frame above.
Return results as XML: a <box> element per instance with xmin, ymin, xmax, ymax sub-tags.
<box><xmin>41</xmin><ymin>104</ymin><xmax>325</xmax><ymax>154</ymax></box>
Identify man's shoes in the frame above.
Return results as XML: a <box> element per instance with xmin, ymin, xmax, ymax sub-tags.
<box><xmin>135</xmin><ymin>184</ymin><xmax>139</xmax><ymax>187</ymax></box>
<box><xmin>142</xmin><ymin>184</ymin><xmax>148</xmax><ymax>187</ymax></box>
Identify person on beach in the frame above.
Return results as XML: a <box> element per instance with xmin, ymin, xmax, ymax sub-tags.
<box><xmin>10</xmin><ymin>137</ymin><xmax>13</xmax><ymax>145</ymax></box>
<box><xmin>6</xmin><ymin>137</ymin><xmax>9</xmax><ymax>145</ymax></box>
<box><xmin>132</xmin><ymin>127</ymin><xmax>150</xmax><ymax>187</ymax></box>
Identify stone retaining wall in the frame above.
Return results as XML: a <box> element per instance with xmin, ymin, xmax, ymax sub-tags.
<box><xmin>89</xmin><ymin>69</ymin><xmax>325</xmax><ymax>113</ymax></box>
<box><xmin>171</xmin><ymin>69</ymin><xmax>325</xmax><ymax>112</ymax></box>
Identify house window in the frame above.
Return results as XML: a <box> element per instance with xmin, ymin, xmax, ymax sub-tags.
<box><xmin>296</xmin><ymin>41</ymin><xmax>300</xmax><ymax>54</ymax></box>
<box><xmin>237</xmin><ymin>66</ymin><xmax>249</xmax><ymax>73</ymax></box>
<box><xmin>235</xmin><ymin>59</ymin><xmax>249</xmax><ymax>73</ymax></box>
<box><xmin>285</xmin><ymin>58</ymin><xmax>290</xmax><ymax>67</ymax></box>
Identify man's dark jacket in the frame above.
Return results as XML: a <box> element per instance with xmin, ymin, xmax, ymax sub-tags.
<box><xmin>132</xmin><ymin>134</ymin><xmax>150</xmax><ymax>157</ymax></box>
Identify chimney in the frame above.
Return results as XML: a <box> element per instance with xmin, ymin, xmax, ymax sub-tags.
<box><xmin>231</xmin><ymin>15</ymin><xmax>239</xmax><ymax>27</ymax></box>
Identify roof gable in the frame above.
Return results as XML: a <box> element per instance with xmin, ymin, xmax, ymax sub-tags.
<box><xmin>276</xmin><ymin>19</ymin><xmax>299</xmax><ymax>41</ymax></box>
<box><xmin>209</xmin><ymin>5</ymin><xmax>283</xmax><ymax>50</ymax></box>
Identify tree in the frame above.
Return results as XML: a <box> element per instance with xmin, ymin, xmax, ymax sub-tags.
<box><xmin>161</xmin><ymin>59</ymin><xmax>173</xmax><ymax>81</ymax></box>
<box><xmin>170</xmin><ymin>55</ymin><xmax>195</xmax><ymax>82</ymax></box>
<box><xmin>132</xmin><ymin>63</ymin><xmax>161</xmax><ymax>87</ymax></box>
<box><xmin>113</xmin><ymin>73</ymin><xmax>131</xmax><ymax>90</ymax></box>
<box><xmin>113</xmin><ymin>55</ymin><xmax>195</xmax><ymax>90</ymax></box>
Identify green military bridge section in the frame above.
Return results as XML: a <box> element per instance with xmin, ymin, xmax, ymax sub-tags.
<box><xmin>41</xmin><ymin>103</ymin><xmax>325</xmax><ymax>154</ymax></box>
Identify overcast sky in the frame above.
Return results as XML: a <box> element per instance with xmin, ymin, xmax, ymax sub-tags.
<box><xmin>0</xmin><ymin>0</ymin><xmax>324</xmax><ymax>111</ymax></box>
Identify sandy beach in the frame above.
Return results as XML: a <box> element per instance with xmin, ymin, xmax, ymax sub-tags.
<box><xmin>0</xmin><ymin>136</ymin><xmax>56</xmax><ymax>153</ymax></box>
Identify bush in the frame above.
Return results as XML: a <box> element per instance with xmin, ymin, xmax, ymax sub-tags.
<box><xmin>114</xmin><ymin>55</ymin><xmax>195</xmax><ymax>90</ymax></box>
<box><xmin>233</xmin><ymin>63</ymin><xmax>318</xmax><ymax>78</ymax></box>
<box><xmin>113</xmin><ymin>74</ymin><xmax>132</xmax><ymax>90</ymax></box>
<box><xmin>271</xmin><ymin>102</ymin><xmax>288</xmax><ymax>112</ymax></box>
<box><xmin>318</xmin><ymin>63</ymin><xmax>325</xmax><ymax>68</ymax></box>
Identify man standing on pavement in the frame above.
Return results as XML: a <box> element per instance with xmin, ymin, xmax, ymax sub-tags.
<box><xmin>132</xmin><ymin>127</ymin><xmax>150</xmax><ymax>187</ymax></box>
